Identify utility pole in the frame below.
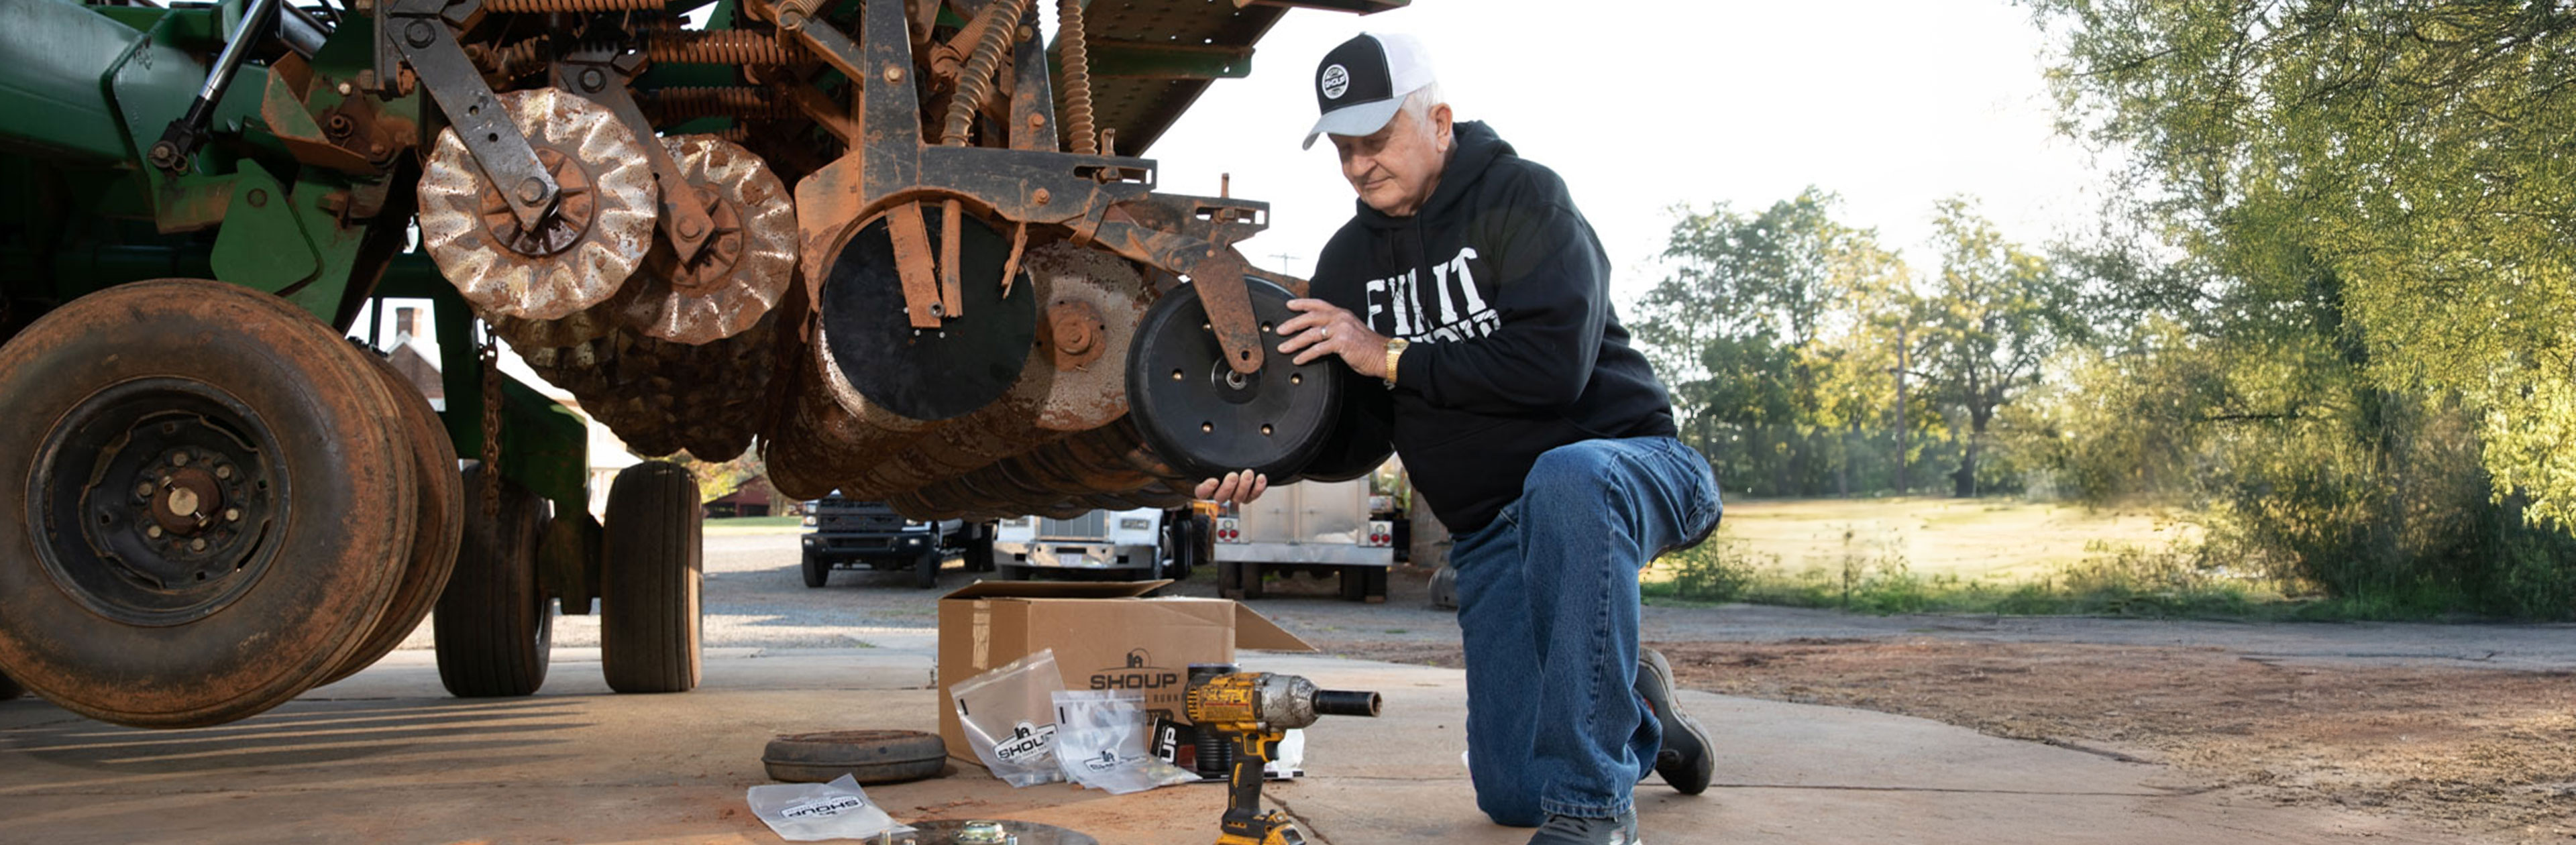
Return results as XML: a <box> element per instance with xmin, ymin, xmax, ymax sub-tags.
<box><xmin>1267</xmin><ymin>252</ymin><xmax>1303</xmax><ymax>277</ymax></box>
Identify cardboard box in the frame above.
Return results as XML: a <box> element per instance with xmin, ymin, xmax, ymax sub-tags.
<box><xmin>936</xmin><ymin>579</ymin><xmax>1313</xmax><ymax>763</ymax></box>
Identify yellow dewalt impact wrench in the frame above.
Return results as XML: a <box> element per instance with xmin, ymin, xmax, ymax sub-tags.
<box><xmin>1184</xmin><ymin>665</ymin><xmax>1382</xmax><ymax>845</ymax></box>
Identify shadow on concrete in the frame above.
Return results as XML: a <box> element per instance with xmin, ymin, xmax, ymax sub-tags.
<box><xmin>0</xmin><ymin>697</ymin><xmax>582</xmax><ymax>775</ymax></box>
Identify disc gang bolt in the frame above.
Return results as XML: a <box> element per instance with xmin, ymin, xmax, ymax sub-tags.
<box><xmin>517</xmin><ymin>178</ymin><xmax>548</xmax><ymax>205</ymax></box>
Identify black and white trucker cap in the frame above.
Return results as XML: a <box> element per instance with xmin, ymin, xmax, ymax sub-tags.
<box><xmin>1302</xmin><ymin>33</ymin><xmax>1436</xmax><ymax>150</ymax></box>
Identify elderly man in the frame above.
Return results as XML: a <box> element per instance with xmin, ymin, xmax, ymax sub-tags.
<box><xmin>1193</xmin><ymin>32</ymin><xmax>1721</xmax><ymax>845</ymax></box>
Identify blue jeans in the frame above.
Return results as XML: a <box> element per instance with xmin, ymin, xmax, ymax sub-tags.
<box><xmin>1449</xmin><ymin>435</ymin><xmax>1720</xmax><ymax>826</ymax></box>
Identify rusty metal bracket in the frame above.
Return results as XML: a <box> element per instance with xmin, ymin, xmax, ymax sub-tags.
<box><xmin>553</xmin><ymin>48</ymin><xmax>716</xmax><ymax>263</ymax></box>
<box><xmin>1085</xmin><ymin>219</ymin><xmax>1264</xmax><ymax>376</ymax></box>
<box><xmin>388</xmin><ymin>0</ymin><xmax>560</xmax><ymax>232</ymax></box>
<box><xmin>938</xmin><ymin>199</ymin><xmax>965</xmax><ymax>317</ymax></box>
<box><xmin>885</xmin><ymin>201</ymin><xmax>943</xmax><ymax>329</ymax></box>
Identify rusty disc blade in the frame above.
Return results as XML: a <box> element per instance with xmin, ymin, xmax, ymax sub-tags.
<box><xmin>419</xmin><ymin>88</ymin><xmax>659</xmax><ymax>322</ymax></box>
<box><xmin>629</xmin><ymin>135</ymin><xmax>798</xmax><ymax>345</ymax></box>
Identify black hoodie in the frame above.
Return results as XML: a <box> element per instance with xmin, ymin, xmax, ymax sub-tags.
<box><xmin>1303</xmin><ymin>121</ymin><xmax>1676</xmax><ymax>532</ymax></box>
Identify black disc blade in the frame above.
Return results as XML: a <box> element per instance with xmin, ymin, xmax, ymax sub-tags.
<box><xmin>1124</xmin><ymin>278</ymin><xmax>1342</xmax><ymax>480</ymax></box>
<box><xmin>818</xmin><ymin>212</ymin><xmax>1035</xmax><ymax>421</ymax></box>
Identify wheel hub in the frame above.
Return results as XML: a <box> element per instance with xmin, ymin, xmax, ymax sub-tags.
<box><xmin>34</xmin><ymin>378</ymin><xmax>281</xmax><ymax>626</ymax></box>
<box><xmin>477</xmin><ymin>148</ymin><xmax>598</xmax><ymax>256</ymax></box>
<box><xmin>665</xmin><ymin>184</ymin><xmax>747</xmax><ymax>294</ymax></box>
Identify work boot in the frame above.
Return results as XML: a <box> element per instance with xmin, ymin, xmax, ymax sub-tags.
<box><xmin>1635</xmin><ymin>648</ymin><xmax>1713</xmax><ymax>795</ymax></box>
<box><xmin>1525</xmin><ymin>809</ymin><xmax>1641</xmax><ymax>845</ymax></box>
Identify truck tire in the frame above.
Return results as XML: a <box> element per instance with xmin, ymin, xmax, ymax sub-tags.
<box><xmin>912</xmin><ymin>547</ymin><xmax>943</xmax><ymax>589</ymax></box>
<box><xmin>601</xmin><ymin>461</ymin><xmax>702</xmax><ymax>694</ymax></box>
<box><xmin>437</xmin><ymin>464</ymin><xmax>553</xmax><ymax>697</ymax></box>
<box><xmin>965</xmin><ymin>523</ymin><xmax>998</xmax><ymax>573</ymax></box>
<box><xmin>0</xmin><ymin>280</ymin><xmax>415</xmax><ymax>728</ymax></box>
<box><xmin>802</xmin><ymin>550</ymin><xmax>830</xmax><ymax>588</ymax></box>
<box><xmin>761</xmin><ymin>730</ymin><xmax>948</xmax><ymax>785</ymax></box>
<box><xmin>0</xmin><ymin>670</ymin><xmax>21</xmax><ymax>701</ymax></box>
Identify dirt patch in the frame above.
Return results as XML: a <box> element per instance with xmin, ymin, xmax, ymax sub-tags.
<box><xmin>1316</xmin><ymin>638</ymin><xmax>2576</xmax><ymax>842</ymax></box>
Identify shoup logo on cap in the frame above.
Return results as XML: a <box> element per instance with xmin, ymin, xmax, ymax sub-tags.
<box><xmin>1303</xmin><ymin>32</ymin><xmax>1436</xmax><ymax>150</ymax></box>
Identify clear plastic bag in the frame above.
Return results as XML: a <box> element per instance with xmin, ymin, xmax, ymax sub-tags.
<box><xmin>745</xmin><ymin>774</ymin><xmax>912</xmax><ymax>842</ymax></box>
<box><xmin>1051</xmin><ymin>689</ymin><xmax>1199</xmax><ymax>794</ymax></box>
<box><xmin>950</xmin><ymin>649</ymin><xmax>1067</xmax><ymax>787</ymax></box>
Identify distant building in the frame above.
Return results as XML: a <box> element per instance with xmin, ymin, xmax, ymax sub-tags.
<box><xmin>704</xmin><ymin>475</ymin><xmax>780</xmax><ymax>518</ymax></box>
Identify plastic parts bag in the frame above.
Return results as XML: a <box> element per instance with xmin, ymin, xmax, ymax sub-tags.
<box><xmin>1051</xmin><ymin>689</ymin><xmax>1199</xmax><ymax>794</ymax></box>
<box><xmin>951</xmin><ymin>649</ymin><xmax>1067</xmax><ymax>787</ymax></box>
<box><xmin>745</xmin><ymin>773</ymin><xmax>912</xmax><ymax>842</ymax></box>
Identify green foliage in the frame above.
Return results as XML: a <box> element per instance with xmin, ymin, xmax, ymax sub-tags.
<box><xmin>1648</xmin><ymin>539</ymin><xmax>1764</xmax><ymax>602</ymax></box>
<box><xmin>1633</xmin><ymin>190</ymin><xmax>2080</xmax><ymax>498</ymax></box>
<box><xmin>1913</xmin><ymin>199</ymin><xmax>2087</xmax><ymax>496</ymax></box>
<box><xmin>670</xmin><ymin>447</ymin><xmax>765</xmax><ymax>506</ymax></box>
<box><xmin>2029</xmin><ymin>0</ymin><xmax>2576</xmax><ymax>528</ymax></box>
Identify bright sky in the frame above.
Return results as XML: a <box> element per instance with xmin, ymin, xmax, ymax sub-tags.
<box><xmin>1138</xmin><ymin>0</ymin><xmax>2105</xmax><ymax>304</ymax></box>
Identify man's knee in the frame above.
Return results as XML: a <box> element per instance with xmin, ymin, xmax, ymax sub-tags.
<box><xmin>1524</xmin><ymin>439</ymin><xmax>1624</xmax><ymax>502</ymax></box>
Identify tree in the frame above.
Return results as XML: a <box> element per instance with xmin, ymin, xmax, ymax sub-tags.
<box><xmin>1632</xmin><ymin>190</ymin><xmax>1907</xmax><ymax>496</ymax></box>
<box><xmin>672</xmin><ymin>447</ymin><xmax>764</xmax><ymax>506</ymax></box>
<box><xmin>1911</xmin><ymin>198</ymin><xmax>2081</xmax><ymax>496</ymax></box>
<box><xmin>2030</xmin><ymin>0</ymin><xmax>2576</xmax><ymax>526</ymax></box>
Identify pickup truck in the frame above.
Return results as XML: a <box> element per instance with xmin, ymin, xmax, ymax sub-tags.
<box><xmin>800</xmin><ymin>496</ymin><xmax>995</xmax><ymax>589</ymax></box>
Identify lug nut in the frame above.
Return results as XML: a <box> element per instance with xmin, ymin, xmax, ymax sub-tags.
<box><xmin>215</xmin><ymin>465</ymin><xmax>233</xmax><ymax>480</ymax></box>
<box><xmin>146</xmin><ymin>525</ymin><xmax>163</xmax><ymax>539</ymax></box>
<box><xmin>136</xmin><ymin>482</ymin><xmax>155</xmax><ymax>499</ymax></box>
<box><xmin>225</xmin><ymin>508</ymin><xmax>241</xmax><ymax>522</ymax></box>
<box><xmin>190</xmin><ymin>538</ymin><xmax>207</xmax><ymax>552</ymax></box>
<box><xmin>172</xmin><ymin>452</ymin><xmax>190</xmax><ymax>467</ymax></box>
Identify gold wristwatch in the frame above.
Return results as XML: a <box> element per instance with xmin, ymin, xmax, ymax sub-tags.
<box><xmin>1383</xmin><ymin>337</ymin><xmax>1409</xmax><ymax>387</ymax></box>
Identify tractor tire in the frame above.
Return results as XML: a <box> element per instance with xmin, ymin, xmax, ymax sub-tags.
<box><xmin>601</xmin><ymin>461</ymin><xmax>702</xmax><ymax>694</ymax></box>
<box><xmin>0</xmin><ymin>670</ymin><xmax>21</xmax><ymax>701</ymax></box>
<box><xmin>0</xmin><ymin>280</ymin><xmax>414</xmax><ymax>727</ymax></box>
<box><xmin>317</xmin><ymin>352</ymin><xmax>466</xmax><ymax>687</ymax></box>
<box><xmin>761</xmin><ymin>730</ymin><xmax>948</xmax><ymax>785</ymax></box>
<box><xmin>802</xmin><ymin>550</ymin><xmax>830</xmax><ymax>588</ymax></box>
<box><xmin>912</xmin><ymin>547</ymin><xmax>943</xmax><ymax>589</ymax></box>
<box><xmin>435</xmin><ymin>463</ymin><xmax>553</xmax><ymax>697</ymax></box>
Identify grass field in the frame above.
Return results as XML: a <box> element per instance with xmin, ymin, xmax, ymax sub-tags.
<box><xmin>1640</xmin><ymin>497</ymin><xmax>2294</xmax><ymax>616</ymax></box>
<box><xmin>1715</xmin><ymin>497</ymin><xmax>2196</xmax><ymax>582</ymax></box>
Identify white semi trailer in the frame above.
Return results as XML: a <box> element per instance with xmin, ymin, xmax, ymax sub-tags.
<box><xmin>1212</xmin><ymin>477</ymin><xmax>1395</xmax><ymax>602</ymax></box>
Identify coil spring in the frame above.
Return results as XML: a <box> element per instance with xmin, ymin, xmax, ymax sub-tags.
<box><xmin>639</xmin><ymin>87</ymin><xmax>802</xmax><ymax>121</ymax></box>
<box><xmin>1056</xmin><ymin>0</ymin><xmax>1095</xmax><ymax>154</ymax></box>
<box><xmin>481</xmin><ymin>0</ymin><xmax>662</xmax><ymax>11</ymax></box>
<box><xmin>648</xmin><ymin>30</ymin><xmax>803</xmax><ymax>66</ymax></box>
<box><xmin>476</xmin><ymin>38</ymin><xmax>549</xmax><ymax>78</ymax></box>
<box><xmin>940</xmin><ymin>0</ymin><xmax>1032</xmax><ymax>146</ymax></box>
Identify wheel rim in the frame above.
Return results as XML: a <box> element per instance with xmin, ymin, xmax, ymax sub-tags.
<box><xmin>31</xmin><ymin>377</ymin><xmax>284</xmax><ymax>626</ymax></box>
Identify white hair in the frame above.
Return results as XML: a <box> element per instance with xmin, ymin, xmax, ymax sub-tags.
<box><xmin>1397</xmin><ymin>82</ymin><xmax>1446</xmax><ymax>124</ymax></box>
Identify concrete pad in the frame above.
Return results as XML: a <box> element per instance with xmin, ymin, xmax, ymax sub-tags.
<box><xmin>0</xmin><ymin>650</ymin><xmax>2469</xmax><ymax>844</ymax></box>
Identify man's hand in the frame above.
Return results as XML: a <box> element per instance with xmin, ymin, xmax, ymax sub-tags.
<box><xmin>1195</xmin><ymin>469</ymin><xmax>1269</xmax><ymax>505</ymax></box>
<box><xmin>1277</xmin><ymin>298</ymin><xmax>1392</xmax><ymax>379</ymax></box>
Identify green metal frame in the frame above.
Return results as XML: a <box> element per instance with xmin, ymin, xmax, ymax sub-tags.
<box><xmin>0</xmin><ymin>0</ymin><xmax>587</xmax><ymax>510</ymax></box>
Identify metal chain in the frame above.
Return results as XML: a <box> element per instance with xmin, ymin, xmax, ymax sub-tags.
<box><xmin>479</xmin><ymin>324</ymin><xmax>502</xmax><ymax>520</ymax></box>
